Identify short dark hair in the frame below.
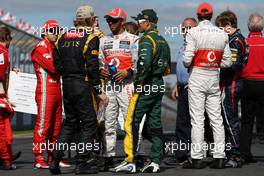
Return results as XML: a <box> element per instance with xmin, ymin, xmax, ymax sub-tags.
<box><xmin>0</xmin><ymin>26</ymin><xmax>11</xmax><ymax>42</ymax></box>
<box><xmin>124</xmin><ymin>22</ymin><xmax>138</xmax><ymax>35</ymax></box>
<box><xmin>197</xmin><ymin>13</ymin><xmax>212</xmax><ymax>21</ymax></box>
<box><xmin>215</xmin><ymin>10</ymin><xmax>237</xmax><ymax>28</ymax></box>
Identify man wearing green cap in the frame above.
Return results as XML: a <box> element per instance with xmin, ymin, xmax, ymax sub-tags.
<box><xmin>113</xmin><ymin>9</ymin><xmax>171</xmax><ymax>173</ymax></box>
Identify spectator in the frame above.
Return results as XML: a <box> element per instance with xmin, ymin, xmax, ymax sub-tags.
<box><xmin>240</xmin><ymin>13</ymin><xmax>264</xmax><ymax>164</ymax></box>
<box><xmin>256</xmin><ymin>113</ymin><xmax>264</xmax><ymax>144</ymax></box>
<box><xmin>164</xmin><ymin>17</ymin><xmax>197</xmax><ymax>166</ymax></box>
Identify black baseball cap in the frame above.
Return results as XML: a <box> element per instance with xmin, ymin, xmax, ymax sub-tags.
<box><xmin>131</xmin><ymin>9</ymin><xmax>158</xmax><ymax>24</ymax></box>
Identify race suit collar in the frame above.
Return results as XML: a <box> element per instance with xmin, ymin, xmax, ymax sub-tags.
<box><xmin>43</xmin><ymin>37</ymin><xmax>55</xmax><ymax>49</ymax></box>
<box><xmin>248</xmin><ymin>32</ymin><xmax>262</xmax><ymax>38</ymax></box>
<box><xmin>144</xmin><ymin>26</ymin><xmax>158</xmax><ymax>35</ymax></box>
<box><xmin>75</xmin><ymin>26</ymin><xmax>93</xmax><ymax>31</ymax></box>
<box><xmin>198</xmin><ymin>20</ymin><xmax>212</xmax><ymax>26</ymax></box>
<box><xmin>0</xmin><ymin>43</ymin><xmax>7</xmax><ymax>50</ymax></box>
<box><xmin>111</xmin><ymin>30</ymin><xmax>127</xmax><ymax>39</ymax></box>
<box><xmin>229</xmin><ymin>29</ymin><xmax>241</xmax><ymax>41</ymax></box>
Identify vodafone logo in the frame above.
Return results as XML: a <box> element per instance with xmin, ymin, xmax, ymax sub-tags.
<box><xmin>109</xmin><ymin>58</ymin><xmax>120</xmax><ymax>67</ymax></box>
<box><xmin>207</xmin><ymin>51</ymin><xmax>216</xmax><ymax>62</ymax></box>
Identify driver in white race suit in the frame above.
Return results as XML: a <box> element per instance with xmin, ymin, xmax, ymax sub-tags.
<box><xmin>99</xmin><ymin>7</ymin><xmax>139</xmax><ymax>171</ymax></box>
<box><xmin>183</xmin><ymin>2</ymin><xmax>232</xmax><ymax>169</ymax></box>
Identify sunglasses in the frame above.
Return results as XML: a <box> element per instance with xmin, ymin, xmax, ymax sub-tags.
<box><xmin>106</xmin><ymin>18</ymin><xmax>120</xmax><ymax>24</ymax></box>
<box><xmin>137</xmin><ymin>19</ymin><xmax>147</xmax><ymax>25</ymax></box>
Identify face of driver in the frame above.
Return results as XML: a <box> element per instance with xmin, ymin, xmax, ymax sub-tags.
<box><xmin>138</xmin><ymin>19</ymin><xmax>149</xmax><ymax>33</ymax></box>
<box><xmin>45</xmin><ymin>27</ymin><xmax>60</xmax><ymax>43</ymax></box>
<box><xmin>106</xmin><ymin>17</ymin><xmax>124</xmax><ymax>35</ymax></box>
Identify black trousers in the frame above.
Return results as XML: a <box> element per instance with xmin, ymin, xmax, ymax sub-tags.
<box><xmin>256</xmin><ymin>105</ymin><xmax>264</xmax><ymax>137</ymax></box>
<box><xmin>53</xmin><ymin>78</ymin><xmax>98</xmax><ymax>161</ymax></box>
<box><xmin>221</xmin><ymin>79</ymin><xmax>243</xmax><ymax>157</ymax></box>
<box><xmin>240</xmin><ymin>79</ymin><xmax>264</xmax><ymax>158</ymax></box>
<box><xmin>174</xmin><ymin>85</ymin><xmax>191</xmax><ymax>161</ymax></box>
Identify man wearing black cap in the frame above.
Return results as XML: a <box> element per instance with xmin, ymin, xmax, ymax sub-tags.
<box><xmin>113</xmin><ymin>9</ymin><xmax>171</xmax><ymax>173</ymax></box>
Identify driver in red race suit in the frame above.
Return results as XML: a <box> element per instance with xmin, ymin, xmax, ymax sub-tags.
<box><xmin>0</xmin><ymin>26</ymin><xmax>16</xmax><ymax>170</ymax></box>
<box><xmin>31</xmin><ymin>20</ymin><xmax>70</xmax><ymax>169</ymax></box>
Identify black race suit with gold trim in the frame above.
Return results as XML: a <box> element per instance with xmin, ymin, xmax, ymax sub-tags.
<box><xmin>52</xmin><ymin>28</ymin><xmax>101</xmax><ymax>161</ymax></box>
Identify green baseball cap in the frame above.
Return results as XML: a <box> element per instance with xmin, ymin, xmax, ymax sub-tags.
<box><xmin>132</xmin><ymin>9</ymin><xmax>158</xmax><ymax>24</ymax></box>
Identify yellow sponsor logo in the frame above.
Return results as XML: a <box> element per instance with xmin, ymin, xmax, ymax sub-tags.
<box><xmin>92</xmin><ymin>50</ymin><xmax>99</xmax><ymax>55</ymax></box>
<box><xmin>231</xmin><ymin>53</ymin><xmax>237</xmax><ymax>62</ymax></box>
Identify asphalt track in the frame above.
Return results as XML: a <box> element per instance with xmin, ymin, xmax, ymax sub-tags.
<box><xmin>0</xmin><ymin>136</ymin><xmax>264</xmax><ymax>176</ymax></box>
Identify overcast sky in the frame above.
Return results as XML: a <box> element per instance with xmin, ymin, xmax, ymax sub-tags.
<box><xmin>1</xmin><ymin>0</ymin><xmax>264</xmax><ymax>61</ymax></box>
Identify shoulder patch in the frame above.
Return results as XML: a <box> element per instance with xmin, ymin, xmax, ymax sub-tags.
<box><xmin>64</xmin><ymin>31</ymin><xmax>85</xmax><ymax>38</ymax></box>
<box><xmin>131</xmin><ymin>43</ymin><xmax>137</xmax><ymax>49</ymax></box>
<box><xmin>38</xmin><ymin>41</ymin><xmax>47</xmax><ymax>48</ymax></box>
<box><xmin>83</xmin><ymin>33</ymin><xmax>97</xmax><ymax>57</ymax></box>
<box><xmin>43</xmin><ymin>54</ymin><xmax>52</xmax><ymax>59</ymax></box>
<box><xmin>119</xmin><ymin>40</ymin><xmax>130</xmax><ymax>49</ymax></box>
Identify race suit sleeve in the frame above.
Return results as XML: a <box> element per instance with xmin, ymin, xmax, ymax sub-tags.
<box><xmin>183</xmin><ymin>30</ymin><xmax>196</xmax><ymax>67</ymax></box>
<box><xmin>165</xmin><ymin>44</ymin><xmax>172</xmax><ymax>75</ymax></box>
<box><xmin>135</xmin><ymin>37</ymin><xmax>153</xmax><ymax>85</ymax></box>
<box><xmin>220</xmin><ymin>35</ymin><xmax>232</xmax><ymax>68</ymax></box>
<box><xmin>0</xmin><ymin>52</ymin><xmax>9</xmax><ymax>95</ymax></box>
<box><xmin>127</xmin><ymin>37</ymin><xmax>139</xmax><ymax>79</ymax></box>
<box><xmin>31</xmin><ymin>46</ymin><xmax>56</xmax><ymax>73</ymax></box>
<box><xmin>3</xmin><ymin>62</ymin><xmax>10</xmax><ymax>94</ymax></box>
<box><xmin>53</xmin><ymin>47</ymin><xmax>63</xmax><ymax>74</ymax></box>
<box><xmin>84</xmin><ymin>36</ymin><xmax>101</xmax><ymax>94</ymax></box>
<box><xmin>98</xmin><ymin>37</ymin><xmax>105</xmax><ymax>70</ymax></box>
<box><xmin>231</xmin><ymin>38</ymin><xmax>248</xmax><ymax>71</ymax></box>
<box><xmin>0</xmin><ymin>81</ymin><xmax>4</xmax><ymax>94</ymax></box>
<box><xmin>175</xmin><ymin>48</ymin><xmax>182</xmax><ymax>76</ymax></box>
